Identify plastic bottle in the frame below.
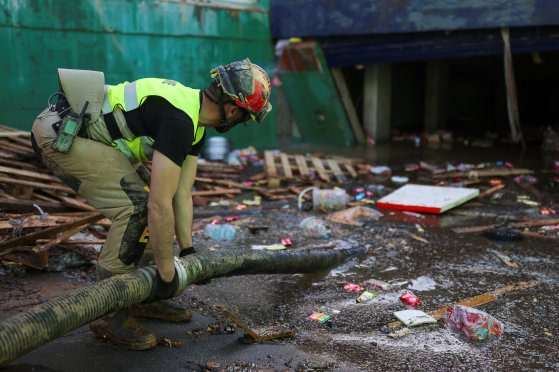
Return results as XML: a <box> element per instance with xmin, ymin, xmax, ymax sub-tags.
<box><xmin>299</xmin><ymin>217</ymin><xmax>330</xmax><ymax>239</ymax></box>
<box><xmin>204</xmin><ymin>223</ymin><xmax>237</xmax><ymax>241</ymax></box>
<box><xmin>297</xmin><ymin>187</ymin><xmax>349</xmax><ymax>211</ymax></box>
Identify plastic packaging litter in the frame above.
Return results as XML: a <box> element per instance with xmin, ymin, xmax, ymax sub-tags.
<box><xmin>391</xmin><ymin>176</ymin><xmax>409</xmax><ymax>184</ymax></box>
<box><xmin>203</xmin><ymin>136</ymin><xmax>230</xmax><ymax>161</ymax></box>
<box><xmin>444</xmin><ymin>305</ymin><xmax>504</xmax><ymax>341</ymax></box>
<box><xmin>362</xmin><ymin>278</ymin><xmax>394</xmax><ymax>291</ymax></box>
<box><xmin>298</xmin><ymin>187</ymin><xmax>349</xmax><ymax>211</ymax></box>
<box><xmin>541</xmin><ymin>207</ymin><xmax>556</xmax><ymax>215</ymax></box>
<box><xmin>366</xmin><ymin>184</ymin><xmax>387</xmax><ymax>197</ymax></box>
<box><xmin>204</xmin><ymin>223</ymin><xmax>237</xmax><ymax>241</ymax></box>
<box><xmin>356</xmin><ymin>290</ymin><xmax>377</xmax><ymax>303</ymax></box>
<box><xmin>223</xmin><ymin>215</ymin><xmax>239</xmax><ymax>222</ymax></box>
<box><xmin>400</xmin><ymin>291</ymin><xmax>421</xmax><ymax>307</ymax></box>
<box><xmin>281</xmin><ymin>237</ymin><xmax>292</xmax><ymax>246</ymax></box>
<box><xmin>370</xmin><ymin>166</ymin><xmax>391</xmax><ymax>175</ymax></box>
<box><xmin>308</xmin><ymin>312</ymin><xmax>331</xmax><ymax>323</ymax></box>
<box><xmin>299</xmin><ymin>217</ymin><xmax>331</xmax><ymax>239</ymax></box>
<box><xmin>394</xmin><ymin>310</ymin><xmax>437</xmax><ymax>327</ymax></box>
<box><xmin>342</xmin><ymin>283</ymin><xmax>364</xmax><ymax>292</ymax></box>
<box><xmin>327</xmin><ymin>206</ymin><xmax>383</xmax><ymax>227</ymax></box>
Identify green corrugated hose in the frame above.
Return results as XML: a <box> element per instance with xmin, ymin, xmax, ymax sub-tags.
<box><xmin>0</xmin><ymin>247</ymin><xmax>364</xmax><ymax>364</ymax></box>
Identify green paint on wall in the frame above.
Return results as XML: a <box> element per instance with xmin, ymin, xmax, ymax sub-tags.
<box><xmin>0</xmin><ymin>0</ymin><xmax>275</xmax><ymax>148</ymax></box>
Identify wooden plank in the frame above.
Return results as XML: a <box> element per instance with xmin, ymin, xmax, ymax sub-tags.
<box><xmin>330</xmin><ymin>68</ymin><xmax>366</xmax><ymax>144</ymax></box>
<box><xmin>453</xmin><ymin>217</ymin><xmax>559</xmax><ymax>234</ymax></box>
<box><xmin>434</xmin><ymin>168</ymin><xmax>533</xmax><ymax>179</ymax></box>
<box><xmin>0</xmin><ymin>191</ymin><xmax>18</xmax><ymax>200</ymax></box>
<box><xmin>280</xmin><ymin>153</ymin><xmax>293</xmax><ymax>179</ymax></box>
<box><xmin>344</xmin><ymin>163</ymin><xmax>357</xmax><ymax>178</ymax></box>
<box><xmin>36</xmin><ymin>239</ymin><xmax>105</xmax><ymax>245</ymax></box>
<box><xmin>0</xmin><ymin>149</ymin><xmax>18</xmax><ymax>159</ymax></box>
<box><xmin>191</xmin><ymin>188</ymin><xmax>241</xmax><ymax>197</ymax></box>
<box><xmin>0</xmin><ymin>140</ymin><xmax>34</xmax><ymax>155</ymax></box>
<box><xmin>0</xmin><ymin>176</ymin><xmax>75</xmax><ymax>194</ymax></box>
<box><xmin>57</xmin><ymin>194</ymin><xmax>97</xmax><ymax>212</ymax></box>
<box><xmin>311</xmin><ymin>157</ymin><xmax>330</xmax><ymax>182</ymax></box>
<box><xmin>196</xmin><ymin>177</ymin><xmax>273</xmax><ymax>199</ymax></box>
<box><xmin>0</xmin><ymin>215</ymin><xmax>111</xmax><ymax>230</ymax></box>
<box><xmin>294</xmin><ymin>155</ymin><xmax>310</xmax><ymax>178</ymax></box>
<box><xmin>3</xmin><ymin>250</ymin><xmax>50</xmax><ymax>270</ymax></box>
<box><xmin>0</xmin><ymin>164</ymin><xmax>60</xmax><ymax>182</ymax></box>
<box><xmin>264</xmin><ymin>151</ymin><xmax>277</xmax><ymax>177</ymax></box>
<box><xmin>0</xmin><ymin>131</ymin><xmax>31</xmax><ymax>138</ymax></box>
<box><xmin>326</xmin><ymin>159</ymin><xmax>345</xmax><ymax>183</ymax></box>
<box><xmin>33</xmin><ymin>224</ymin><xmax>89</xmax><ymax>253</ymax></box>
<box><xmin>0</xmin><ymin>157</ymin><xmax>41</xmax><ymax>171</ymax></box>
<box><xmin>478</xmin><ymin>184</ymin><xmax>505</xmax><ymax>198</ymax></box>
<box><xmin>0</xmin><ymin>198</ymin><xmax>68</xmax><ymax>212</ymax></box>
<box><xmin>0</xmin><ymin>213</ymin><xmax>104</xmax><ymax>253</ymax></box>
<box><xmin>487</xmin><ymin>248</ymin><xmax>518</xmax><ymax>268</ymax></box>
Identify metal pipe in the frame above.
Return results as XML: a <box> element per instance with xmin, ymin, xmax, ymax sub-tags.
<box><xmin>0</xmin><ymin>246</ymin><xmax>364</xmax><ymax>364</ymax></box>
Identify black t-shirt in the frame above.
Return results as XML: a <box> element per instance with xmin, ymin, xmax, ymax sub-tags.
<box><xmin>121</xmin><ymin>94</ymin><xmax>206</xmax><ymax>166</ymax></box>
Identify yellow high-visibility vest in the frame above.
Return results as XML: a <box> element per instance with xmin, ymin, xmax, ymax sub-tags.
<box><xmin>102</xmin><ymin>78</ymin><xmax>204</xmax><ymax>163</ymax></box>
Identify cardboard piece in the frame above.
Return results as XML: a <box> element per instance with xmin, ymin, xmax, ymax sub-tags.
<box><xmin>376</xmin><ymin>184</ymin><xmax>479</xmax><ymax>214</ymax></box>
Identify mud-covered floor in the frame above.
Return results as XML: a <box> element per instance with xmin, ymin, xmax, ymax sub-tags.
<box><xmin>2</xmin><ymin>143</ymin><xmax>559</xmax><ymax>371</ymax></box>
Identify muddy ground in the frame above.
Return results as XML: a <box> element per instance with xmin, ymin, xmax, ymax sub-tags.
<box><xmin>2</xmin><ymin>143</ymin><xmax>559</xmax><ymax>371</ymax></box>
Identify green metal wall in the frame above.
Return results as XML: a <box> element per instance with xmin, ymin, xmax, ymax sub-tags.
<box><xmin>0</xmin><ymin>0</ymin><xmax>275</xmax><ymax>148</ymax></box>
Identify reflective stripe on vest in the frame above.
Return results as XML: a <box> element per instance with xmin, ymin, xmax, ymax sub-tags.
<box><xmin>103</xmin><ymin>78</ymin><xmax>204</xmax><ymax>163</ymax></box>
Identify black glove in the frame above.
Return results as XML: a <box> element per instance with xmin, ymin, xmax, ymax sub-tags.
<box><xmin>179</xmin><ymin>246</ymin><xmax>196</xmax><ymax>257</ymax></box>
<box><xmin>145</xmin><ymin>269</ymin><xmax>179</xmax><ymax>303</ymax></box>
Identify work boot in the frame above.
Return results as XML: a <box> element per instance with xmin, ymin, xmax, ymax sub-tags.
<box><xmin>90</xmin><ymin>309</ymin><xmax>157</xmax><ymax>350</ymax></box>
<box><xmin>130</xmin><ymin>300</ymin><xmax>192</xmax><ymax>323</ymax></box>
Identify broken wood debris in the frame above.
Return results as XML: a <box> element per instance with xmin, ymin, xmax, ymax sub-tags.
<box><xmin>264</xmin><ymin>150</ymin><xmax>359</xmax><ymax>183</ymax></box>
<box><xmin>217</xmin><ymin>305</ymin><xmax>296</xmax><ymax>342</ymax></box>
<box><xmin>453</xmin><ymin>218</ymin><xmax>559</xmax><ymax>234</ymax></box>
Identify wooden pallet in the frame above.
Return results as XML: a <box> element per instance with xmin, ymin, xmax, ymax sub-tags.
<box><xmin>264</xmin><ymin>151</ymin><xmax>357</xmax><ymax>183</ymax></box>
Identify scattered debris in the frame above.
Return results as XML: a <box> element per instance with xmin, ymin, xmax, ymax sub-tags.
<box><xmin>394</xmin><ymin>310</ymin><xmax>437</xmax><ymax>327</ymax></box>
<box><xmin>298</xmin><ymin>187</ymin><xmax>349</xmax><ymax>211</ymax></box>
<box><xmin>342</xmin><ymin>283</ymin><xmax>364</xmax><ymax>292</ymax></box>
<box><xmin>308</xmin><ymin>312</ymin><xmax>332</xmax><ymax>323</ymax></box>
<box><xmin>299</xmin><ymin>217</ymin><xmax>330</xmax><ymax>239</ymax></box>
<box><xmin>362</xmin><ymin>278</ymin><xmax>394</xmax><ymax>291</ymax></box>
<box><xmin>204</xmin><ymin>223</ymin><xmax>237</xmax><ymax>241</ymax></box>
<box><xmin>487</xmin><ymin>248</ymin><xmax>519</xmax><ymax>268</ymax></box>
<box><xmin>400</xmin><ymin>291</ymin><xmax>421</xmax><ymax>307</ymax></box>
<box><xmin>408</xmin><ymin>276</ymin><xmax>438</xmax><ymax>291</ymax></box>
<box><xmin>356</xmin><ymin>290</ymin><xmax>377</xmax><ymax>303</ymax></box>
<box><xmin>444</xmin><ymin>305</ymin><xmax>504</xmax><ymax>341</ymax></box>
<box><xmin>327</xmin><ymin>206</ymin><xmax>383</xmax><ymax>226</ymax></box>
<box><xmin>158</xmin><ymin>337</ymin><xmax>182</xmax><ymax>348</ymax></box>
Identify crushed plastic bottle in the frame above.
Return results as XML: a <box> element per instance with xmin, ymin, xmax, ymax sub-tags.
<box><xmin>299</xmin><ymin>217</ymin><xmax>331</xmax><ymax>239</ymax></box>
<box><xmin>204</xmin><ymin>223</ymin><xmax>237</xmax><ymax>241</ymax></box>
<box><xmin>444</xmin><ymin>305</ymin><xmax>504</xmax><ymax>341</ymax></box>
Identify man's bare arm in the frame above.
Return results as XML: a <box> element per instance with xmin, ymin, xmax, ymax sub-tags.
<box><xmin>173</xmin><ymin>155</ymin><xmax>197</xmax><ymax>249</ymax></box>
<box><xmin>148</xmin><ymin>150</ymin><xmax>181</xmax><ymax>282</ymax></box>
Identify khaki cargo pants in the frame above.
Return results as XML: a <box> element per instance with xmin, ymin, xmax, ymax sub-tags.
<box><xmin>31</xmin><ymin>70</ymin><xmax>151</xmax><ymax>277</ymax></box>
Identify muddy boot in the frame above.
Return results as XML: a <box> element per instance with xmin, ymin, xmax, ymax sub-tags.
<box><xmin>89</xmin><ymin>309</ymin><xmax>157</xmax><ymax>350</ymax></box>
<box><xmin>130</xmin><ymin>300</ymin><xmax>192</xmax><ymax>323</ymax></box>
